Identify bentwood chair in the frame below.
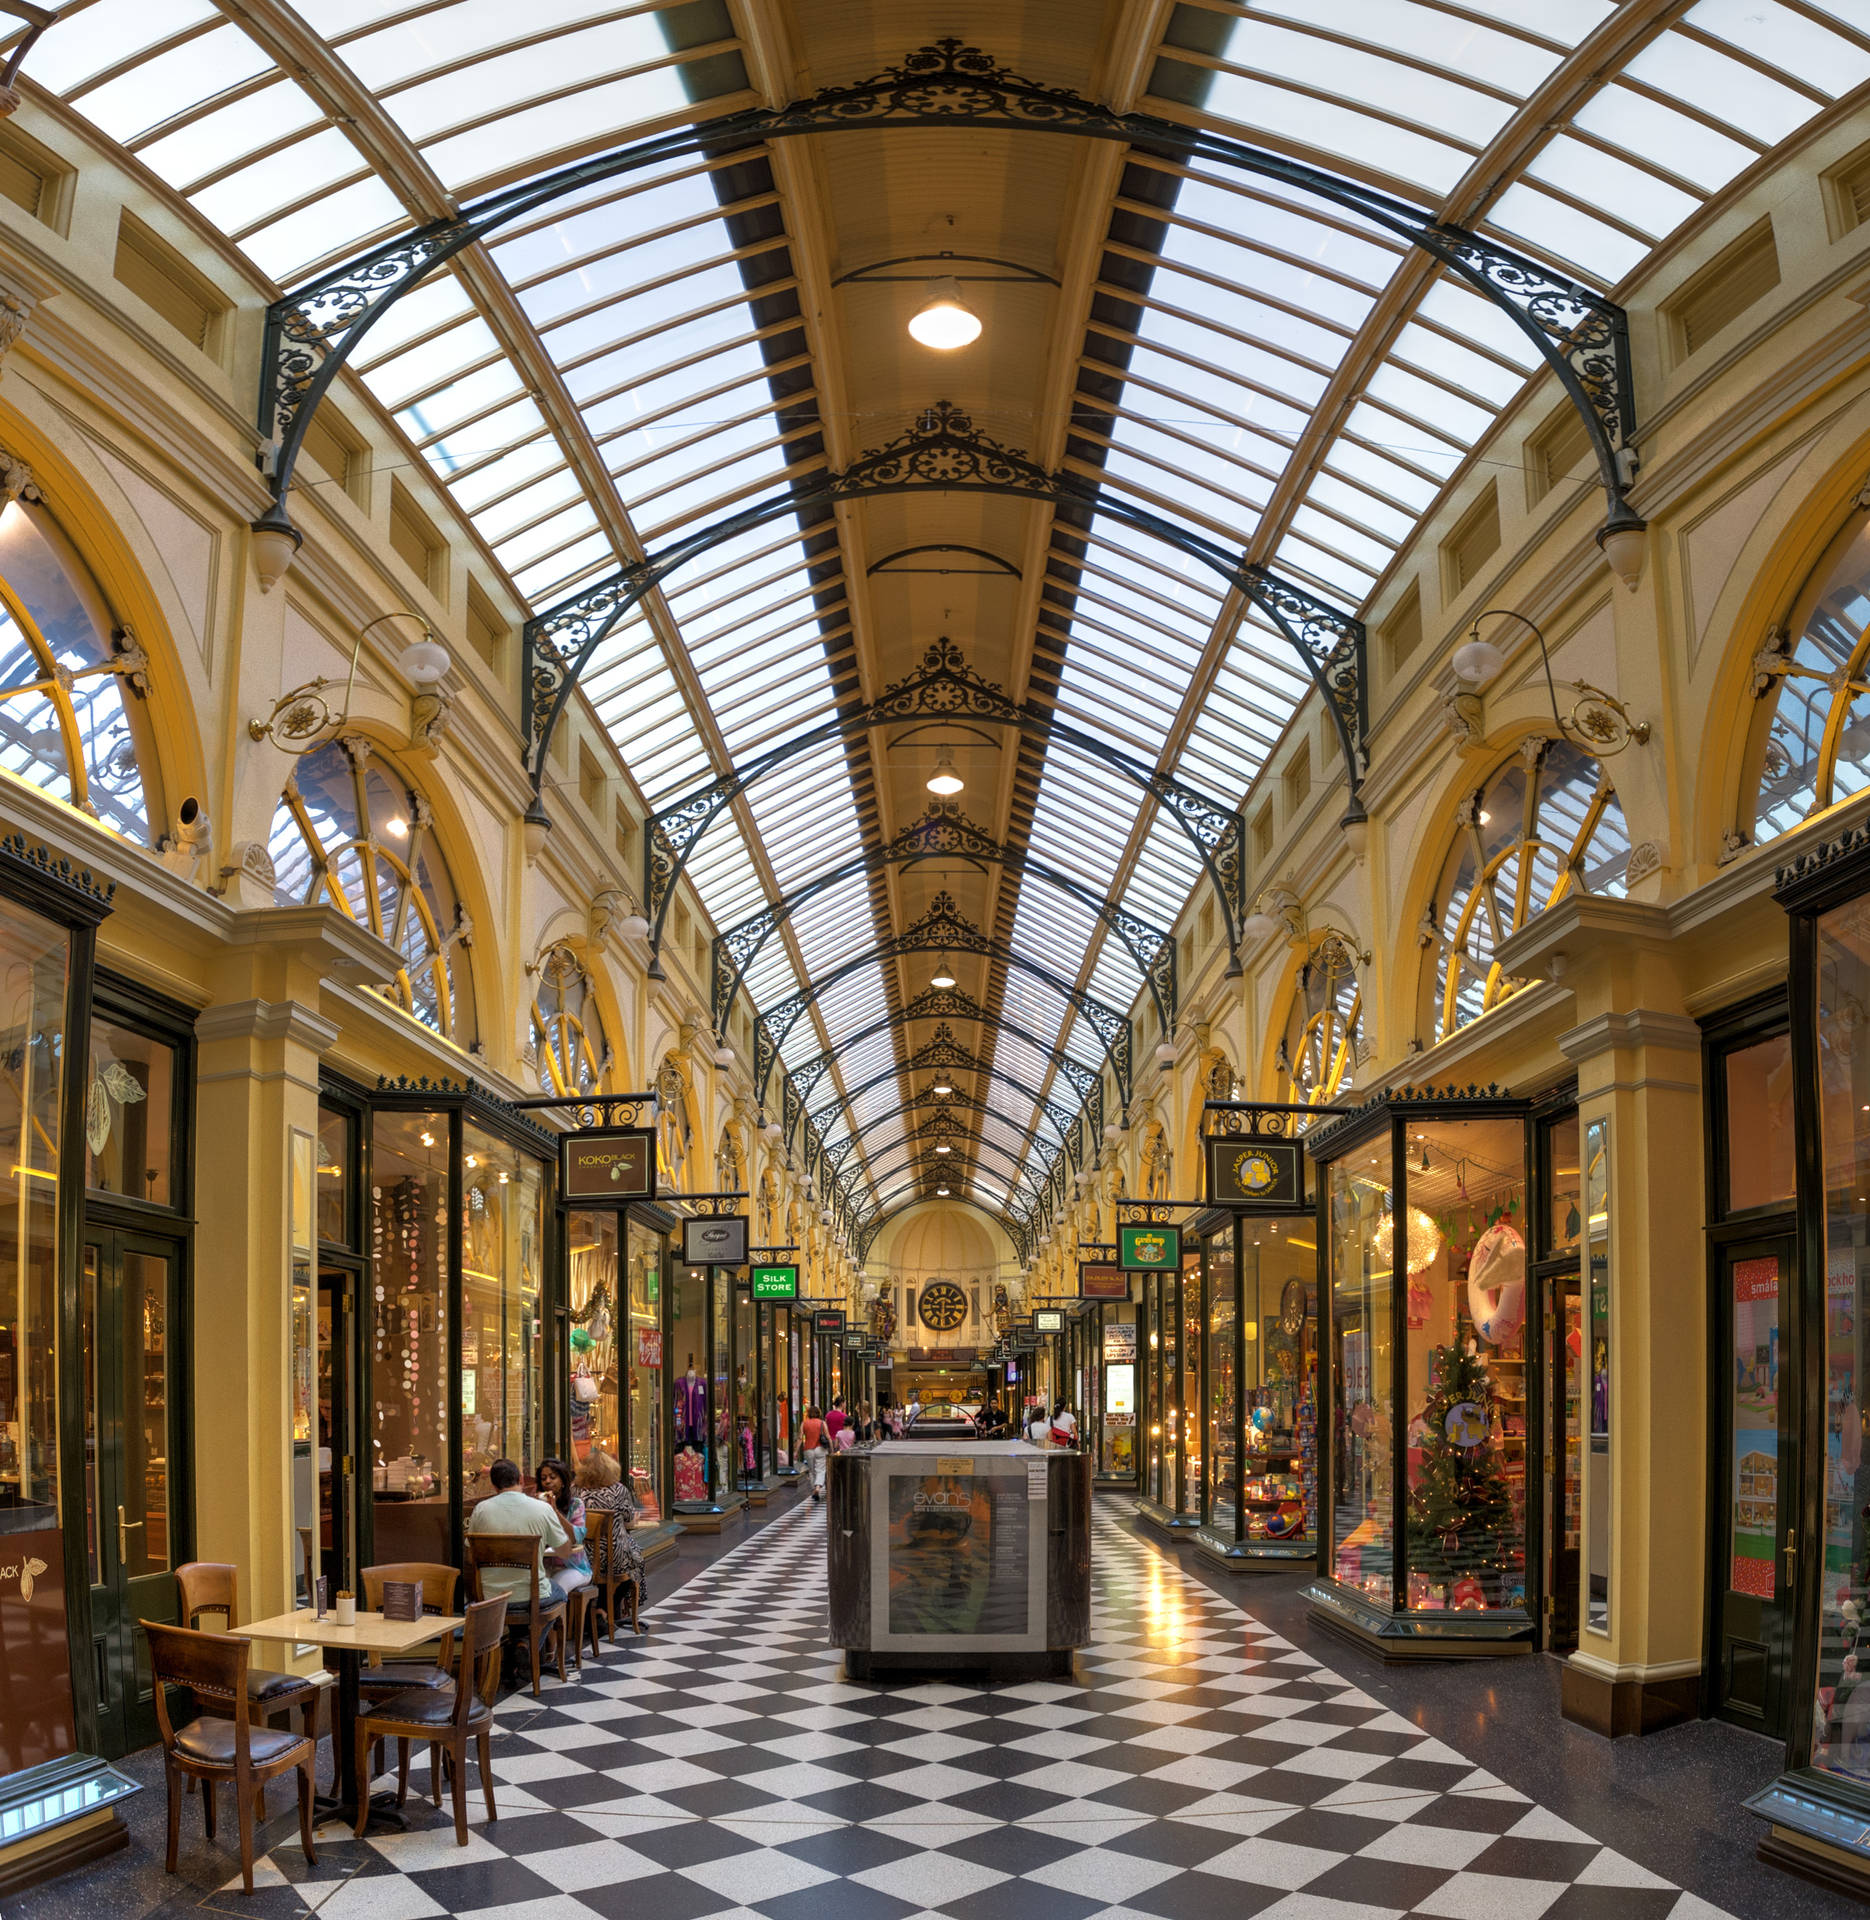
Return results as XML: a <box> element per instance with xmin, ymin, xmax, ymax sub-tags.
<box><xmin>175</xmin><ymin>1562</ymin><xmax>324</xmax><ymax>1801</ymax></box>
<box><xmin>352</xmin><ymin>1593</ymin><xmax>506</xmax><ymax>1846</ymax></box>
<box><xmin>144</xmin><ymin>1619</ymin><xmax>318</xmax><ymax>1895</ymax></box>
<box><xmin>464</xmin><ymin>1534</ymin><xmax>567</xmax><ymax>1696</ymax></box>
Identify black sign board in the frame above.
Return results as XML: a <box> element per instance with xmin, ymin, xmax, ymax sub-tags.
<box><xmin>1034</xmin><ymin>1308</ymin><xmax>1064</xmax><ymax>1333</ymax></box>
<box><xmin>682</xmin><ymin>1214</ymin><xmax>748</xmax><ymax>1267</ymax></box>
<box><xmin>1206</xmin><ymin>1134</ymin><xmax>1306</xmax><ymax>1212</ymax></box>
<box><xmin>560</xmin><ymin>1127</ymin><xmax>656</xmax><ymax>1202</ymax></box>
<box><xmin>813</xmin><ymin>1309</ymin><xmax>845</xmax><ymax>1333</ymax></box>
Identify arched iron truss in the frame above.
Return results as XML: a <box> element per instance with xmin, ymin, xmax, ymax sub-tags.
<box><xmin>714</xmin><ymin>800</ymin><xmax>1175</xmax><ymax>1037</ymax></box>
<box><xmin>822</xmin><ymin>1096</ymin><xmax>1054</xmax><ymax>1206</ymax></box>
<box><xmin>753</xmin><ymin>888</ymin><xmax>1133</xmax><ymax>1107</ymax></box>
<box><xmin>777</xmin><ymin>987</ymin><xmax>1106</xmax><ymax>1150</ymax></box>
<box><xmin>257</xmin><ymin>37</ymin><xmax>1638</xmax><ymax>564</ymax></box>
<box><xmin>805</xmin><ymin>1026</ymin><xmax>1085</xmax><ymax>1167</ymax></box>
<box><xmin>530</xmin><ymin>429</ymin><xmax>1327</xmax><ymax>974</ymax></box>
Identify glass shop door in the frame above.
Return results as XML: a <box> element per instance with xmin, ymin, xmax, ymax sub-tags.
<box><xmin>1543</xmin><ymin>1273</ymin><xmax>1582</xmax><ymax>1652</ymax></box>
<box><xmin>1711</xmin><ymin>1234</ymin><xmax>1796</xmax><ymax>1735</ymax></box>
<box><xmin>81</xmin><ymin>1228</ymin><xmax>182</xmax><ymax>1757</ymax></box>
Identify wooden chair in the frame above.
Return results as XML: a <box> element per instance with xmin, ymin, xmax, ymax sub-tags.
<box><xmin>358</xmin><ymin>1563</ymin><xmax>459</xmax><ymax>1699</ymax></box>
<box><xmin>353</xmin><ymin>1593</ymin><xmax>505</xmax><ymax>1846</ymax></box>
<box><xmin>144</xmin><ymin>1619</ymin><xmax>317</xmax><ymax>1896</ymax></box>
<box><xmin>464</xmin><ymin>1533</ymin><xmax>566</xmax><ymax>1696</ymax></box>
<box><xmin>175</xmin><ymin>1562</ymin><xmax>323</xmax><ymax>1803</ymax></box>
<box><xmin>587</xmin><ymin>1520</ymin><xmax>641</xmax><ymax>1650</ymax></box>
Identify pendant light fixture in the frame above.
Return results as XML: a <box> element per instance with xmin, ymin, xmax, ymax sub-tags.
<box><xmin>926</xmin><ymin>746</ymin><xmax>964</xmax><ymax>796</ymax></box>
<box><xmin>931</xmin><ymin>952</ymin><xmax>957</xmax><ymax>990</ymax></box>
<box><xmin>907</xmin><ymin>276</ymin><xmax>981</xmax><ymax>350</ymax></box>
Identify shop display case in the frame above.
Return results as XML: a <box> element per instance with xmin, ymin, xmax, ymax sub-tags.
<box><xmin>1305</xmin><ymin>1088</ymin><xmax>1537</xmax><ymax>1657</ymax></box>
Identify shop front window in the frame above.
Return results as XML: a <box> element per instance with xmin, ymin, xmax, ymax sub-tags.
<box><xmin>317</xmin><ymin>1104</ymin><xmax>352</xmax><ymax>1247</ymax></box>
<box><xmin>567</xmin><ymin>1211</ymin><xmax>620</xmax><ymax>1466</ymax></box>
<box><xmin>1725</xmin><ymin>1032</ymin><xmax>1796</xmax><ymax>1214</ymax></box>
<box><xmin>1402</xmin><ymin>1118</ymin><xmax>1528</xmax><ymax>1613</ymax></box>
<box><xmin>1180</xmin><ymin>1252</ymin><xmax>1202</xmax><ymax>1516</ymax></box>
<box><xmin>84</xmin><ymin>1013</ymin><xmax>172</xmax><ymax>1203</ymax></box>
<box><xmin>1811</xmin><ymin>899</ymin><xmax>1870</xmax><ymax>1783</ymax></box>
<box><xmin>460</xmin><ymin>1125</ymin><xmax>544</xmax><ymax>1507</ymax></box>
<box><xmin>626</xmin><ymin>1222</ymin><xmax>663</xmax><ymax>1523</ymax></box>
<box><xmin>0</xmin><ymin>499</ymin><xmax>155</xmax><ymax>843</ymax></box>
<box><xmin>1102</xmin><ymin>1304</ymin><xmax>1136</xmax><ymax>1476</ymax></box>
<box><xmin>269</xmin><ymin>739</ymin><xmax>475</xmax><ymax>1048</ymax></box>
<box><xmin>1207</xmin><ymin>1235</ymin><xmax>1236</xmax><ymax>1525</ymax></box>
<box><xmin>0</xmin><ymin>898</ymin><xmax>67</xmax><ymax>1532</ymax></box>
<box><xmin>1329</xmin><ymin>1151</ymin><xmax>1393</xmax><ymax>1603</ymax></box>
<box><xmin>1243</xmin><ymin>1221</ymin><xmax>1317</xmax><ymax>1547</ymax></box>
<box><xmin>1426</xmin><ymin>740</ymin><xmax>1631</xmax><ymax>1042</ymax></box>
<box><xmin>733</xmin><ymin>1286</ymin><xmax>755</xmax><ymax>1488</ymax></box>
<box><xmin>671</xmin><ymin>1266</ymin><xmax>708</xmax><ymax>1503</ymax></box>
<box><xmin>369</xmin><ymin>1112</ymin><xmax>449</xmax><ymax>1564</ymax></box>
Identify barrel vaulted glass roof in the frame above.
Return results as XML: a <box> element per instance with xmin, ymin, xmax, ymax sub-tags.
<box><xmin>19</xmin><ymin>0</ymin><xmax>1870</xmax><ymax>1237</ymax></box>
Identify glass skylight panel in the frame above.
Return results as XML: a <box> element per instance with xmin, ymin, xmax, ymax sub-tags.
<box><xmin>136</xmin><ymin>84</ymin><xmax>327</xmax><ymax>195</ymax></box>
<box><xmin>1568</xmin><ymin>83</ymin><xmax>1762</xmax><ymax>194</ymax></box>
<box><xmin>71</xmin><ymin>24</ymin><xmax>273</xmax><ymax>144</ymax></box>
<box><xmin>1128</xmin><ymin>815</ymin><xmax>1207</xmax><ymax>924</ymax></box>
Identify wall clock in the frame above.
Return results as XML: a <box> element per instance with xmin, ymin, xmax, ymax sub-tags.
<box><xmin>918</xmin><ymin>1280</ymin><xmax>968</xmax><ymax>1332</ymax></box>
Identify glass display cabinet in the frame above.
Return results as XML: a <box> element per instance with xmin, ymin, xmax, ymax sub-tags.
<box><xmin>1305</xmin><ymin>1088</ymin><xmax>1538</xmax><ymax>1657</ymax></box>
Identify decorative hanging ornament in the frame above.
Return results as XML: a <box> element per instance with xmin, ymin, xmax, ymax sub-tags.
<box><xmin>1467</xmin><ymin>1220</ymin><xmax>1527</xmax><ymax>1346</ymax></box>
<box><xmin>1375</xmin><ymin>1205</ymin><xmax>1443</xmax><ymax>1275</ymax></box>
<box><xmin>1444</xmin><ymin>1400</ymin><xmax>1487</xmax><ymax>1447</ymax></box>
<box><xmin>569</xmin><ymin>1325</ymin><xmax>595</xmax><ymax>1353</ymax></box>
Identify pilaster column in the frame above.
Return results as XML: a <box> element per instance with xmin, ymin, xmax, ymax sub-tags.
<box><xmin>192</xmin><ymin>994</ymin><xmax>336</xmax><ymax>1617</ymax></box>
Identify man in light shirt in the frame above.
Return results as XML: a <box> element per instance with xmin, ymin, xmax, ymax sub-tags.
<box><xmin>467</xmin><ymin>1458</ymin><xmax>569</xmax><ymax>1602</ymax></box>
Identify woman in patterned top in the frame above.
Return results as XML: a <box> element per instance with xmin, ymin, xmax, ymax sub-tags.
<box><xmin>577</xmin><ymin>1448</ymin><xmax>649</xmax><ymax>1623</ymax></box>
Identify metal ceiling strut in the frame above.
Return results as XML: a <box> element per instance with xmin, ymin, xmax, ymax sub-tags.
<box><xmin>257</xmin><ymin>38</ymin><xmax>1638</xmax><ymax>565</ymax></box>
<box><xmin>750</xmin><ymin>888</ymin><xmax>1133</xmax><ymax>1107</ymax></box>
<box><xmin>712</xmin><ymin>800</ymin><xmax>1176</xmax><ymax>1037</ymax></box>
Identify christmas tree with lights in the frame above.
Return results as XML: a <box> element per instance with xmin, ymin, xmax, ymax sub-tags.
<box><xmin>1407</xmin><ymin>1342</ymin><xmax>1513</xmax><ymax>1605</ymax></box>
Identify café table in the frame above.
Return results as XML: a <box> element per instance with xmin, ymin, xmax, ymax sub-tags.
<box><xmin>236</xmin><ymin>1607</ymin><xmax>465</xmax><ymax>1830</ymax></box>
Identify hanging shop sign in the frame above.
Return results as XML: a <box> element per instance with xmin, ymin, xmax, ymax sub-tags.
<box><xmin>1034</xmin><ymin>1309</ymin><xmax>1064</xmax><ymax>1332</ymax></box>
<box><xmin>561</xmin><ymin>1127</ymin><xmax>656</xmax><ymax>1201</ymax></box>
<box><xmin>1079</xmin><ymin>1261</ymin><xmax>1128</xmax><ymax>1301</ymax></box>
<box><xmin>1103</xmin><ymin>1319</ymin><xmax>1137</xmax><ymax>1360</ymax></box>
<box><xmin>1119</xmin><ymin>1223</ymin><xmax>1182</xmax><ymax>1271</ymax></box>
<box><xmin>814</xmin><ymin>1309</ymin><xmax>846</xmax><ymax>1333</ymax></box>
<box><xmin>1206</xmin><ymin>1134</ymin><xmax>1305</xmax><ymax>1211</ymax></box>
<box><xmin>682</xmin><ymin>1213</ymin><xmax>749</xmax><ymax>1267</ymax></box>
<box><xmin>751</xmin><ymin>1262</ymin><xmax>799</xmax><ymax>1301</ymax></box>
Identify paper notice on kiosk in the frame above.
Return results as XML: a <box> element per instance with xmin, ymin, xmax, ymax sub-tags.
<box><xmin>1026</xmin><ymin>1461</ymin><xmax>1047</xmax><ymax>1501</ymax></box>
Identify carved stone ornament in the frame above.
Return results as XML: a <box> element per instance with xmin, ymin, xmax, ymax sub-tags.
<box><xmin>1440</xmin><ymin>687</ymin><xmax>1484</xmax><ymax>748</ymax></box>
<box><xmin>0</xmin><ymin>447</ymin><xmax>40</xmax><ymax>505</ymax></box>
<box><xmin>212</xmin><ymin>839</ymin><xmax>277</xmax><ymax>905</ymax></box>
<box><xmin>407</xmin><ymin>681</ymin><xmax>454</xmax><ymax>755</ymax></box>
<box><xmin>0</xmin><ymin>285</ymin><xmax>33</xmax><ymax>371</ymax></box>
<box><xmin>1717</xmin><ymin>827</ymin><xmax>1751</xmax><ymax>866</ymax></box>
<box><xmin>1623</xmin><ymin>840</ymin><xmax>1662</xmax><ymax>885</ymax></box>
<box><xmin>1751</xmin><ymin>624</ymin><xmax>1791</xmax><ymax>697</ymax></box>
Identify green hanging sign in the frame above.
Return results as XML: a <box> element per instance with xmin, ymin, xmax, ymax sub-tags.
<box><xmin>750</xmin><ymin>1263</ymin><xmax>798</xmax><ymax>1301</ymax></box>
<box><xmin>1119</xmin><ymin>1223</ymin><xmax>1181</xmax><ymax>1271</ymax></box>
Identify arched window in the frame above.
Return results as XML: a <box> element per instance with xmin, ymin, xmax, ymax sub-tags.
<box><xmin>0</xmin><ymin>494</ymin><xmax>156</xmax><ymax>842</ymax></box>
<box><xmin>530</xmin><ymin>945</ymin><xmax>609</xmax><ymax>1096</ymax></box>
<box><xmin>1750</xmin><ymin>510</ymin><xmax>1870</xmax><ymax>845</ymax></box>
<box><xmin>1427</xmin><ymin>738</ymin><xmax>1631</xmax><ymax>1042</ymax></box>
<box><xmin>1281</xmin><ymin>935</ymin><xmax>1363</xmax><ymax>1104</ymax></box>
<box><xmin>656</xmin><ymin>1054</ymin><xmax>693</xmax><ymax>1189</ymax></box>
<box><xmin>267</xmin><ymin>738</ymin><xmax>475</xmax><ymax>1046</ymax></box>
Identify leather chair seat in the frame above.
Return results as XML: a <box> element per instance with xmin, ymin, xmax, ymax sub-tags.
<box><xmin>359</xmin><ymin>1661</ymin><xmax>451</xmax><ymax>1695</ymax></box>
<box><xmin>370</xmin><ymin>1684</ymin><xmax>489</xmax><ymax>1730</ymax></box>
<box><xmin>246</xmin><ymin>1666</ymin><xmax>310</xmax><ymax>1704</ymax></box>
<box><xmin>176</xmin><ymin>1718</ymin><xmax>307</xmax><ymax>1768</ymax></box>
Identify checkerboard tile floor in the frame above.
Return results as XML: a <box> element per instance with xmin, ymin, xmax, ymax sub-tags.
<box><xmin>217</xmin><ymin>1502</ymin><xmax>1737</xmax><ymax>1920</ymax></box>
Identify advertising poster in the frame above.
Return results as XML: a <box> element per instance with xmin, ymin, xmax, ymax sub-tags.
<box><xmin>886</xmin><ymin>1472</ymin><xmax>1030</xmax><ymax>1637</ymax></box>
<box><xmin>1103</xmin><ymin>1320</ymin><xmax>1137</xmax><ymax>1362</ymax></box>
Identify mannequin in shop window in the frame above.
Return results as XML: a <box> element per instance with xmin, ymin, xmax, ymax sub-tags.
<box><xmin>673</xmin><ymin>1355</ymin><xmax>708</xmax><ymax>1502</ymax></box>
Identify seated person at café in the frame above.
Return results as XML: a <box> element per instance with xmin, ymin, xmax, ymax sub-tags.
<box><xmin>467</xmin><ymin>1458</ymin><xmax>569</xmax><ymax>1602</ymax></box>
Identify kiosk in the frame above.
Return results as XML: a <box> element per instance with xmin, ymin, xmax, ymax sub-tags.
<box><xmin>826</xmin><ymin>1440</ymin><xmax>1091</xmax><ymax>1680</ymax></box>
